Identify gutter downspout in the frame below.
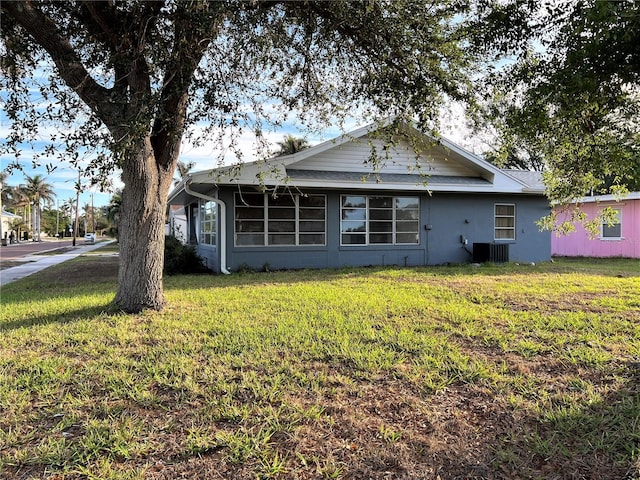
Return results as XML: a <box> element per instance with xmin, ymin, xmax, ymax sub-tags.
<box><xmin>185</xmin><ymin>179</ymin><xmax>231</xmax><ymax>275</ymax></box>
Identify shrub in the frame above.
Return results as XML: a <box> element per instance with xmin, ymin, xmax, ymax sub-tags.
<box><xmin>164</xmin><ymin>235</ymin><xmax>210</xmax><ymax>275</ymax></box>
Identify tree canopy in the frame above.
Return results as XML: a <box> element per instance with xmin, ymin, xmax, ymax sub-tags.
<box><xmin>1</xmin><ymin>0</ymin><xmax>473</xmax><ymax>312</ymax></box>
<box><xmin>474</xmin><ymin>0</ymin><xmax>640</xmax><ymax>201</ymax></box>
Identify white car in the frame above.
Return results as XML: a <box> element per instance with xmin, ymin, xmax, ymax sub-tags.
<box><xmin>84</xmin><ymin>232</ymin><xmax>96</xmax><ymax>244</ymax></box>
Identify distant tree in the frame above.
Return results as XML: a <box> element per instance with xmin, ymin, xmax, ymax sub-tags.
<box><xmin>276</xmin><ymin>135</ymin><xmax>310</xmax><ymax>156</ymax></box>
<box><xmin>0</xmin><ymin>174</ymin><xmax>29</xmax><ymax>214</ymax></box>
<box><xmin>10</xmin><ymin>217</ymin><xmax>26</xmax><ymax>241</ymax></box>
<box><xmin>62</xmin><ymin>197</ymin><xmax>76</xmax><ymax>236</ymax></box>
<box><xmin>82</xmin><ymin>202</ymin><xmax>96</xmax><ymax>234</ymax></box>
<box><xmin>40</xmin><ymin>206</ymin><xmax>59</xmax><ymax>235</ymax></box>
<box><xmin>0</xmin><ymin>171</ymin><xmax>7</xmax><ymax>205</ymax></box>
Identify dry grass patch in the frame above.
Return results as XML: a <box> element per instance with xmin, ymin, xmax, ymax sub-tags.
<box><xmin>1</xmin><ymin>257</ymin><xmax>639</xmax><ymax>479</ymax></box>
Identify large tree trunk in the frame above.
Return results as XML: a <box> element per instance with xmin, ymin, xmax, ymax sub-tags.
<box><xmin>114</xmin><ymin>138</ymin><xmax>174</xmax><ymax>313</ymax></box>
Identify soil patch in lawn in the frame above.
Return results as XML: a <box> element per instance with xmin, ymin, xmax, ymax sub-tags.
<box><xmin>32</xmin><ymin>254</ymin><xmax>120</xmax><ymax>287</ymax></box>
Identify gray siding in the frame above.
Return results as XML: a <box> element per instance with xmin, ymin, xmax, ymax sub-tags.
<box><xmin>289</xmin><ymin>134</ymin><xmax>480</xmax><ymax>177</ymax></box>
<box><xmin>197</xmin><ymin>244</ymin><xmax>218</xmax><ymax>272</ymax></box>
<box><xmin>425</xmin><ymin>194</ymin><xmax>551</xmax><ymax>264</ymax></box>
<box><xmin>198</xmin><ymin>188</ymin><xmax>550</xmax><ymax>273</ymax></box>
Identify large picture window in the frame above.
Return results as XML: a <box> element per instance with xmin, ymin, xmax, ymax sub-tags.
<box><xmin>234</xmin><ymin>193</ymin><xmax>326</xmax><ymax>246</ymax></box>
<box><xmin>601</xmin><ymin>208</ymin><xmax>621</xmax><ymax>239</ymax></box>
<box><xmin>494</xmin><ymin>204</ymin><xmax>516</xmax><ymax>240</ymax></box>
<box><xmin>199</xmin><ymin>200</ymin><xmax>217</xmax><ymax>245</ymax></box>
<box><xmin>341</xmin><ymin>195</ymin><xmax>419</xmax><ymax>245</ymax></box>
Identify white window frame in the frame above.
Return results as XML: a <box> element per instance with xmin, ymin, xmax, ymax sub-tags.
<box><xmin>340</xmin><ymin>195</ymin><xmax>420</xmax><ymax>246</ymax></box>
<box><xmin>234</xmin><ymin>193</ymin><xmax>326</xmax><ymax>247</ymax></box>
<box><xmin>600</xmin><ymin>208</ymin><xmax>622</xmax><ymax>240</ymax></box>
<box><xmin>494</xmin><ymin>203</ymin><xmax>516</xmax><ymax>241</ymax></box>
<box><xmin>199</xmin><ymin>200</ymin><xmax>217</xmax><ymax>246</ymax></box>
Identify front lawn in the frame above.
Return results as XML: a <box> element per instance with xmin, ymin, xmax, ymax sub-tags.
<box><xmin>1</xmin><ymin>257</ymin><xmax>639</xmax><ymax>479</ymax></box>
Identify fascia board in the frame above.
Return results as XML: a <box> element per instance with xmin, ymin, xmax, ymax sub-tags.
<box><xmin>574</xmin><ymin>191</ymin><xmax>640</xmax><ymax>204</ymax></box>
<box><xmin>435</xmin><ymin>135</ymin><xmax>534</xmax><ymax>191</ymax></box>
<box><xmin>167</xmin><ymin>178</ymin><xmax>187</xmax><ymax>204</ymax></box>
<box><xmin>258</xmin><ymin>177</ymin><xmax>526</xmax><ymax>194</ymax></box>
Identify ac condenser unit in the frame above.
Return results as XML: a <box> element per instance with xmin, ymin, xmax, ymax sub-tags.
<box><xmin>472</xmin><ymin>243</ymin><xmax>509</xmax><ymax>263</ymax></box>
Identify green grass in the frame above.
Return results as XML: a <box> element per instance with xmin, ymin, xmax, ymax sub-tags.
<box><xmin>1</xmin><ymin>257</ymin><xmax>639</xmax><ymax>479</ymax></box>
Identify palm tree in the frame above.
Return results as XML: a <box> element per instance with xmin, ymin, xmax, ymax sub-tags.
<box><xmin>24</xmin><ymin>174</ymin><xmax>56</xmax><ymax>241</ymax></box>
<box><xmin>174</xmin><ymin>160</ymin><xmax>196</xmax><ymax>186</ymax></box>
<box><xmin>106</xmin><ymin>189</ymin><xmax>122</xmax><ymax>241</ymax></box>
<box><xmin>82</xmin><ymin>202</ymin><xmax>93</xmax><ymax>234</ymax></box>
<box><xmin>276</xmin><ymin>134</ymin><xmax>310</xmax><ymax>156</ymax></box>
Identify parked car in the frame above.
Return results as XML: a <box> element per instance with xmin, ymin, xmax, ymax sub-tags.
<box><xmin>84</xmin><ymin>232</ymin><xmax>96</xmax><ymax>244</ymax></box>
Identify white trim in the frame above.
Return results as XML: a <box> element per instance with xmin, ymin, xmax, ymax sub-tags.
<box><xmin>576</xmin><ymin>192</ymin><xmax>640</xmax><ymax>204</ymax></box>
<box><xmin>198</xmin><ymin>199</ymin><xmax>217</xmax><ymax>246</ymax></box>
<box><xmin>494</xmin><ymin>203</ymin><xmax>516</xmax><ymax>241</ymax></box>
<box><xmin>600</xmin><ymin>207</ymin><xmax>622</xmax><ymax>240</ymax></box>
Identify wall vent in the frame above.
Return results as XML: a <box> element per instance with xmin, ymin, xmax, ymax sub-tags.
<box><xmin>472</xmin><ymin>243</ymin><xmax>510</xmax><ymax>263</ymax></box>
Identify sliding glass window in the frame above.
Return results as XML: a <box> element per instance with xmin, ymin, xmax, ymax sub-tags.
<box><xmin>341</xmin><ymin>195</ymin><xmax>419</xmax><ymax>245</ymax></box>
<box><xmin>235</xmin><ymin>193</ymin><xmax>326</xmax><ymax>247</ymax></box>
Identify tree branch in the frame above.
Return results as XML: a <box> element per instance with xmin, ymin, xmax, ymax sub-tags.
<box><xmin>150</xmin><ymin>3</ymin><xmax>221</xmax><ymax>168</ymax></box>
<box><xmin>2</xmin><ymin>1</ymin><xmax>119</xmax><ymax>123</ymax></box>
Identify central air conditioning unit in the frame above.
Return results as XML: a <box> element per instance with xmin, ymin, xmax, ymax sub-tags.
<box><xmin>472</xmin><ymin>243</ymin><xmax>510</xmax><ymax>263</ymax></box>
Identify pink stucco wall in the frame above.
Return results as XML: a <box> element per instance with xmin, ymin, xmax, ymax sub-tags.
<box><xmin>551</xmin><ymin>195</ymin><xmax>640</xmax><ymax>258</ymax></box>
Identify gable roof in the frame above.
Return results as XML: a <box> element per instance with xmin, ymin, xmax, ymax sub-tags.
<box><xmin>169</xmin><ymin>122</ymin><xmax>545</xmax><ymax>204</ymax></box>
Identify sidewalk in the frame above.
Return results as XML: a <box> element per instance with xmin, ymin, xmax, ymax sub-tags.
<box><xmin>0</xmin><ymin>240</ymin><xmax>116</xmax><ymax>287</ymax></box>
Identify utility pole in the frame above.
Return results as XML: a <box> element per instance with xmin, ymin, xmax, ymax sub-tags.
<box><xmin>31</xmin><ymin>201</ymin><xmax>36</xmax><ymax>241</ymax></box>
<box><xmin>91</xmin><ymin>193</ymin><xmax>95</xmax><ymax>233</ymax></box>
<box><xmin>73</xmin><ymin>170</ymin><xmax>81</xmax><ymax>247</ymax></box>
<box><xmin>56</xmin><ymin>199</ymin><xmax>60</xmax><ymax>240</ymax></box>
<box><xmin>36</xmin><ymin>193</ymin><xmax>41</xmax><ymax>242</ymax></box>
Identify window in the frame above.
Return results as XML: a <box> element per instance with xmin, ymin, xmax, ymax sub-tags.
<box><xmin>601</xmin><ymin>208</ymin><xmax>621</xmax><ymax>239</ymax></box>
<box><xmin>341</xmin><ymin>195</ymin><xmax>419</xmax><ymax>245</ymax></box>
<box><xmin>199</xmin><ymin>200</ymin><xmax>217</xmax><ymax>245</ymax></box>
<box><xmin>234</xmin><ymin>193</ymin><xmax>326</xmax><ymax>246</ymax></box>
<box><xmin>494</xmin><ymin>204</ymin><xmax>515</xmax><ymax>240</ymax></box>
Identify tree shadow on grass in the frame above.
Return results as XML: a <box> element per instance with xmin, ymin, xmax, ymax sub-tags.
<box><xmin>0</xmin><ymin>302</ymin><xmax>115</xmax><ymax>332</ymax></box>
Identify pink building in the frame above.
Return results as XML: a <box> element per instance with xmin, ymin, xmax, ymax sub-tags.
<box><xmin>552</xmin><ymin>192</ymin><xmax>640</xmax><ymax>258</ymax></box>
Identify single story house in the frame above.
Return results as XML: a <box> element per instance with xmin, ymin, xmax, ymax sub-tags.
<box><xmin>1</xmin><ymin>209</ymin><xmax>22</xmax><ymax>244</ymax></box>
<box><xmin>551</xmin><ymin>192</ymin><xmax>640</xmax><ymax>258</ymax></box>
<box><xmin>168</xmin><ymin>122</ymin><xmax>551</xmax><ymax>273</ymax></box>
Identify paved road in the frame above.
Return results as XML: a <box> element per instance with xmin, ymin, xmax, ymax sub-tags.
<box><xmin>0</xmin><ymin>239</ymin><xmax>78</xmax><ymax>262</ymax></box>
<box><xmin>0</xmin><ymin>239</ymin><xmax>115</xmax><ymax>287</ymax></box>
